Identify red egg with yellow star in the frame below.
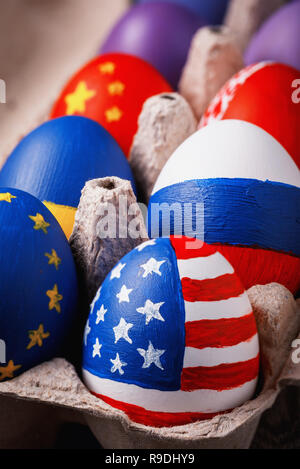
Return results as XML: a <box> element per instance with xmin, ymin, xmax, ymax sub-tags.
<box><xmin>50</xmin><ymin>53</ymin><xmax>173</xmax><ymax>156</ymax></box>
<box><xmin>0</xmin><ymin>187</ymin><xmax>78</xmax><ymax>381</ymax></box>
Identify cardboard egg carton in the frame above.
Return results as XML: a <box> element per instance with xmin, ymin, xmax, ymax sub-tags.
<box><xmin>1</xmin><ymin>0</ymin><xmax>299</xmax><ymax>450</ymax></box>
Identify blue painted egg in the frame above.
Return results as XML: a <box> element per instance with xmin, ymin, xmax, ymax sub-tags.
<box><xmin>0</xmin><ymin>116</ymin><xmax>136</xmax><ymax>239</ymax></box>
<box><xmin>0</xmin><ymin>188</ymin><xmax>78</xmax><ymax>381</ymax></box>
<box><xmin>83</xmin><ymin>236</ymin><xmax>259</xmax><ymax>427</ymax></box>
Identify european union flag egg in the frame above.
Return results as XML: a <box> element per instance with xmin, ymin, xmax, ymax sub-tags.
<box><xmin>0</xmin><ymin>188</ymin><xmax>78</xmax><ymax>381</ymax></box>
<box><xmin>149</xmin><ymin>120</ymin><xmax>300</xmax><ymax>294</ymax></box>
<box><xmin>83</xmin><ymin>237</ymin><xmax>259</xmax><ymax>427</ymax></box>
<box><xmin>0</xmin><ymin>116</ymin><xmax>136</xmax><ymax>239</ymax></box>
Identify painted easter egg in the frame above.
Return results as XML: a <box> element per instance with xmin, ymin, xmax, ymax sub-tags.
<box><xmin>0</xmin><ymin>188</ymin><xmax>78</xmax><ymax>381</ymax></box>
<box><xmin>82</xmin><ymin>236</ymin><xmax>259</xmax><ymax>427</ymax></box>
<box><xmin>135</xmin><ymin>0</ymin><xmax>229</xmax><ymax>25</ymax></box>
<box><xmin>200</xmin><ymin>62</ymin><xmax>300</xmax><ymax>168</ymax></box>
<box><xmin>244</xmin><ymin>1</ymin><xmax>300</xmax><ymax>71</ymax></box>
<box><xmin>0</xmin><ymin>116</ymin><xmax>135</xmax><ymax>239</ymax></box>
<box><xmin>51</xmin><ymin>54</ymin><xmax>172</xmax><ymax>156</ymax></box>
<box><xmin>149</xmin><ymin>120</ymin><xmax>300</xmax><ymax>294</ymax></box>
<box><xmin>100</xmin><ymin>3</ymin><xmax>206</xmax><ymax>89</ymax></box>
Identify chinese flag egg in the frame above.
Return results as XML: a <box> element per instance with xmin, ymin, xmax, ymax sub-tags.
<box><xmin>0</xmin><ymin>116</ymin><xmax>136</xmax><ymax>239</ymax></box>
<box><xmin>0</xmin><ymin>188</ymin><xmax>78</xmax><ymax>381</ymax></box>
<box><xmin>200</xmin><ymin>62</ymin><xmax>300</xmax><ymax>169</ymax></box>
<box><xmin>83</xmin><ymin>237</ymin><xmax>259</xmax><ymax>428</ymax></box>
<box><xmin>50</xmin><ymin>53</ymin><xmax>173</xmax><ymax>157</ymax></box>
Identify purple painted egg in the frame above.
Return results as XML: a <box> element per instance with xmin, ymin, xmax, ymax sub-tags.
<box><xmin>100</xmin><ymin>2</ymin><xmax>206</xmax><ymax>89</ymax></box>
<box><xmin>244</xmin><ymin>1</ymin><xmax>300</xmax><ymax>71</ymax></box>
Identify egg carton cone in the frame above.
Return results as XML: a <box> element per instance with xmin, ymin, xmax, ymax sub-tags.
<box><xmin>70</xmin><ymin>177</ymin><xmax>149</xmax><ymax>303</ymax></box>
<box><xmin>0</xmin><ymin>290</ymin><xmax>299</xmax><ymax>449</ymax></box>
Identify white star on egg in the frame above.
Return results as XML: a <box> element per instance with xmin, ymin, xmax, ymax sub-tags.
<box><xmin>116</xmin><ymin>285</ymin><xmax>133</xmax><ymax>303</ymax></box>
<box><xmin>96</xmin><ymin>304</ymin><xmax>107</xmax><ymax>324</ymax></box>
<box><xmin>110</xmin><ymin>353</ymin><xmax>127</xmax><ymax>375</ymax></box>
<box><xmin>137</xmin><ymin>341</ymin><xmax>165</xmax><ymax>371</ymax></box>
<box><xmin>136</xmin><ymin>299</ymin><xmax>165</xmax><ymax>325</ymax></box>
<box><xmin>113</xmin><ymin>318</ymin><xmax>133</xmax><ymax>344</ymax></box>
<box><xmin>92</xmin><ymin>338</ymin><xmax>102</xmax><ymax>358</ymax></box>
<box><xmin>110</xmin><ymin>262</ymin><xmax>126</xmax><ymax>280</ymax></box>
<box><xmin>140</xmin><ymin>258</ymin><xmax>166</xmax><ymax>278</ymax></box>
<box><xmin>136</xmin><ymin>239</ymin><xmax>156</xmax><ymax>251</ymax></box>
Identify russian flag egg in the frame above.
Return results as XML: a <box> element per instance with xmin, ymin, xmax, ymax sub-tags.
<box><xmin>0</xmin><ymin>116</ymin><xmax>135</xmax><ymax>239</ymax></box>
<box><xmin>0</xmin><ymin>188</ymin><xmax>78</xmax><ymax>381</ymax></box>
<box><xmin>100</xmin><ymin>4</ymin><xmax>206</xmax><ymax>89</ymax></box>
<box><xmin>200</xmin><ymin>62</ymin><xmax>300</xmax><ymax>168</ymax></box>
<box><xmin>149</xmin><ymin>120</ymin><xmax>300</xmax><ymax>294</ymax></box>
<box><xmin>83</xmin><ymin>237</ymin><xmax>259</xmax><ymax>428</ymax></box>
<box><xmin>51</xmin><ymin>53</ymin><xmax>173</xmax><ymax>156</ymax></box>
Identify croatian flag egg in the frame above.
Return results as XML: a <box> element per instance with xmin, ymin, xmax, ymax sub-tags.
<box><xmin>0</xmin><ymin>188</ymin><xmax>78</xmax><ymax>381</ymax></box>
<box><xmin>82</xmin><ymin>237</ymin><xmax>259</xmax><ymax>427</ymax></box>
<box><xmin>149</xmin><ymin>119</ymin><xmax>300</xmax><ymax>294</ymax></box>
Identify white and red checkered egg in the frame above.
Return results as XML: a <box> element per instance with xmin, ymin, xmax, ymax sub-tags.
<box><xmin>82</xmin><ymin>237</ymin><xmax>259</xmax><ymax>428</ymax></box>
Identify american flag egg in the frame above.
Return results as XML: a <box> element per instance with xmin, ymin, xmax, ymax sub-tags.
<box><xmin>0</xmin><ymin>116</ymin><xmax>135</xmax><ymax>239</ymax></box>
<box><xmin>0</xmin><ymin>188</ymin><xmax>78</xmax><ymax>382</ymax></box>
<box><xmin>200</xmin><ymin>62</ymin><xmax>300</xmax><ymax>168</ymax></box>
<box><xmin>149</xmin><ymin>119</ymin><xmax>300</xmax><ymax>294</ymax></box>
<box><xmin>82</xmin><ymin>237</ymin><xmax>259</xmax><ymax>428</ymax></box>
<box><xmin>50</xmin><ymin>53</ymin><xmax>173</xmax><ymax>157</ymax></box>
